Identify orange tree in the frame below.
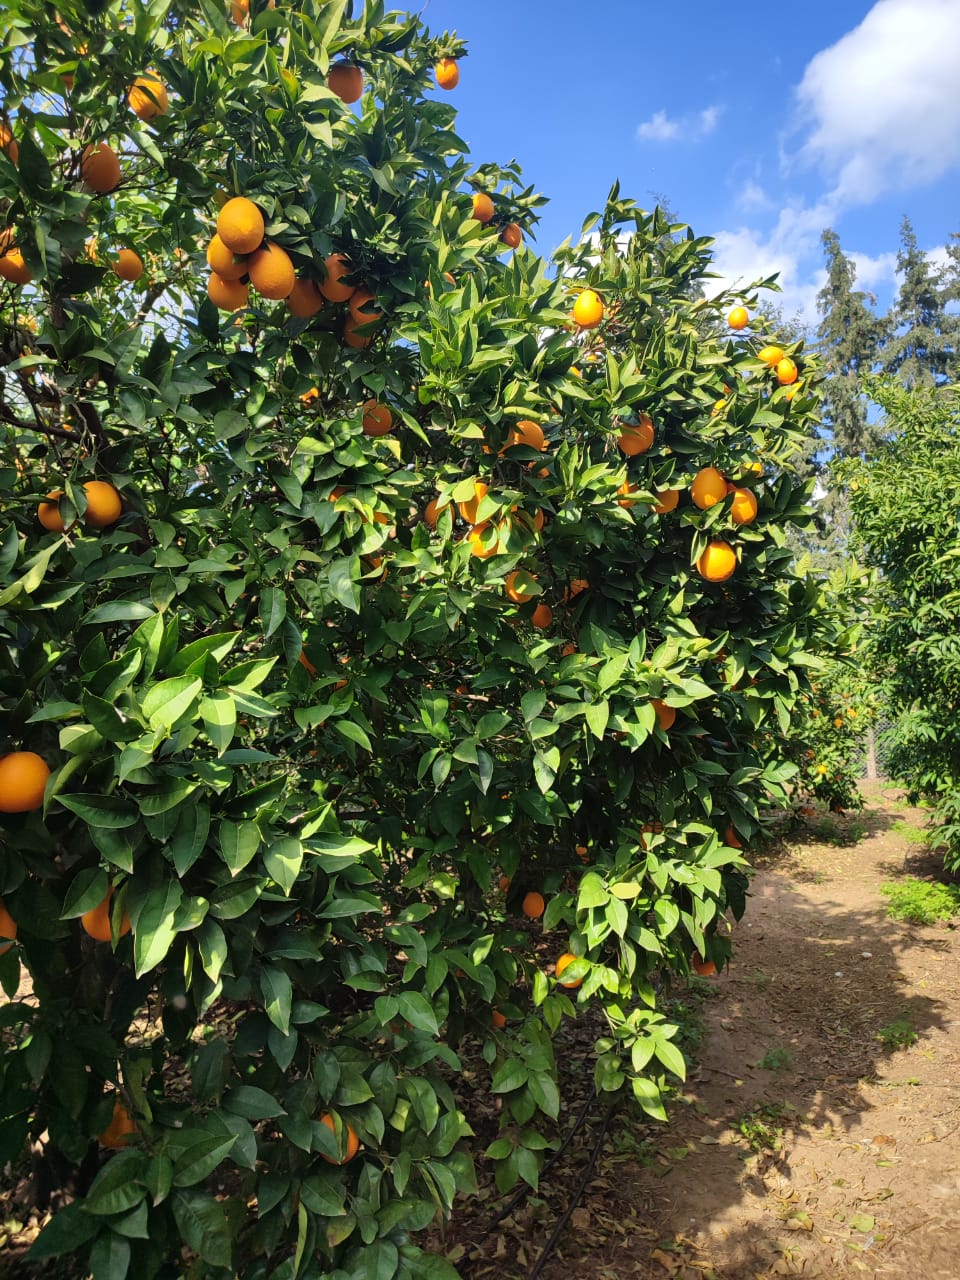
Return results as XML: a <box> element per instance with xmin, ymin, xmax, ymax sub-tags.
<box><xmin>1</xmin><ymin>2</ymin><xmax>834</xmax><ymax>1276</ymax></box>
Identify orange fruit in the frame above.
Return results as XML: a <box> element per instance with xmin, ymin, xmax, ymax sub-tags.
<box><xmin>575</xmin><ymin>844</ymin><xmax>589</xmax><ymax>862</ymax></box>
<box><xmin>38</xmin><ymin>490</ymin><xmax>68</xmax><ymax>532</ymax></box>
<box><xmin>618</xmin><ymin>414</ymin><xmax>654</xmax><ymax>456</ymax></box>
<box><xmin>757</xmin><ymin>344</ymin><xmax>784</xmax><ymax>368</ymax></box>
<box><xmin>834</xmin><ymin>716</ymin><xmax>844</xmax><ymax>728</ymax></box>
<box><xmin>113</xmin><ymin>249</ymin><xmax>143</xmax><ymax>282</ymax></box>
<box><xmin>217</xmin><ymin>196</ymin><xmax>265</xmax><ymax>255</ymax></box>
<box><xmin>99</xmin><ymin>1098</ymin><xmax>138</xmax><ymax>1148</ymax></box>
<box><xmin>208</xmin><ymin>272</ymin><xmax>249</xmax><ymax>311</ymax></box>
<box><xmin>206</xmin><ymin>234</ymin><xmax>248</xmax><ymax>281</ymax></box>
<box><xmin>361</xmin><ymin>400</ymin><xmax>393</xmax><ymax>437</ymax></box>
<box><xmin>690</xmin><ymin>466</ymin><xmax>727</xmax><ymax>510</ymax></box>
<box><xmin>563</xmin><ymin>578</ymin><xmax>590</xmax><ymax>601</ymax></box>
<box><xmin>328</xmin><ymin>63</ymin><xmax>364</xmax><ymax>104</ymax></box>
<box><xmin>424</xmin><ymin>496</ymin><xmax>448</xmax><ymax>528</ymax></box>
<box><xmin>467</xmin><ymin>523</ymin><xmax>498</xmax><ymax>559</ymax></box>
<box><xmin>0</xmin><ymin>900</ymin><xmax>17</xmax><ymax>955</ymax></box>
<box><xmin>775</xmin><ymin>357</ymin><xmax>798</xmax><ymax>385</ymax></box>
<box><xmin>653</xmin><ymin>488</ymin><xmax>680</xmax><ymax>514</ymax></box>
<box><xmin>556</xmin><ymin>952</ymin><xmax>582</xmax><ymax>988</ymax></box>
<box><xmin>81</xmin><ymin>142</ymin><xmax>121</xmax><ymax>193</ymax></box>
<box><xmin>491</xmin><ymin>1008</ymin><xmax>507</xmax><ymax>1030</ymax></box>
<box><xmin>286</xmin><ymin>277</ymin><xmax>325</xmax><ymax>318</ymax></box>
<box><xmin>318</xmin><ymin>1113</ymin><xmax>360</xmax><ymax>1164</ymax></box>
<box><xmin>617</xmin><ymin>482</ymin><xmax>638</xmax><ymax>508</ymax></box>
<box><xmin>0</xmin><ymin>751</ymin><xmax>50</xmax><ymax>813</ymax></box>
<box><xmin>506</xmin><ymin>419</ymin><xmax>545</xmax><ymax>452</ymax></box>
<box><xmin>127</xmin><ymin>73</ymin><xmax>167</xmax><ymax>120</ymax></box>
<box><xmin>435</xmin><ymin>58</ymin><xmax>460</xmax><ymax>90</ymax></box>
<box><xmin>230</xmin><ymin>0</ymin><xmax>250</xmax><ymax>23</ymax></box>
<box><xmin>573</xmin><ymin>289</ymin><xmax>603</xmax><ymax>328</ymax></box>
<box><xmin>692</xmin><ymin>952</ymin><xmax>717</xmax><ymax>977</ymax></box>
<box><xmin>696</xmin><ymin>539</ymin><xmax>737</xmax><ymax>582</ymax></box>
<box><xmin>498</xmin><ymin>874</ymin><xmax>511</xmax><ymax>892</ymax></box>
<box><xmin>472</xmin><ymin>192</ymin><xmax>494</xmax><ymax>223</ymax></box>
<box><xmin>724</xmin><ymin>825</ymin><xmax>742</xmax><ymax>849</ymax></box>
<box><xmin>81</xmin><ymin>887</ymin><xmax>131</xmax><ymax>942</ymax></box>
<box><xmin>0</xmin><ymin>123</ymin><xmax>18</xmax><ymax>165</ymax></box>
<box><xmin>500</xmin><ymin>222</ymin><xmax>522</xmax><ymax>249</ymax></box>
<box><xmin>729</xmin><ymin>487</ymin><xmax>758</xmax><ymax>525</ymax></box>
<box><xmin>522</xmin><ymin>891</ymin><xmax>545</xmax><ymax>920</ymax></box>
<box><xmin>83</xmin><ymin>480</ymin><xmax>122</xmax><ymax>528</ymax></box>
<box><xmin>727</xmin><ymin>306</ymin><xmax>749</xmax><ymax>330</ymax></box>
<box><xmin>319</xmin><ymin>253</ymin><xmax>355</xmax><ymax>303</ymax></box>
<box><xmin>247</xmin><ymin>241</ymin><xmax>294</xmax><ymax>300</ymax></box>
<box><xmin>531</xmin><ymin>603</ymin><xmax>553</xmax><ymax>629</ymax></box>
<box><xmin>651</xmin><ymin>699</ymin><xmax>675</xmax><ymax>732</ymax></box>
<box><xmin>348</xmin><ymin>286</ymin><xmax>382</xmax><ymax>324</ymax></box>
<box><xmin>0</xmin><ymin>246</ymin><xmax>32</xmax><ymax>285</ymax></box>
<box><xmin>343</xmin><ymin>314</ymin><xmax>375</xmax><ymax>348</ymax></box>
<box><xmin>298</xmin><ymin>650</ymin><xmax>318</xmax><ymax>678</ymax></box>
<box><xmin>457</xmin><ymin>480</ymin><xmax>488</xmax><ymax>524</ymax></box>
<box><xmin>561</xmin><ymin>642</ymin><xmax>578</xmax><ymax>657</ymax></box>
<box><xmin>505</xmin><ymin>571</ymin><xmax>537</xmax><ymax>604</ymax></box>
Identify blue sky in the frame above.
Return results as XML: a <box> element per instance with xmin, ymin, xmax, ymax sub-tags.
<box><xmin>420</xmin><ymin>0</ymin><xmax>960</xmax><ymax>326</ymax></box>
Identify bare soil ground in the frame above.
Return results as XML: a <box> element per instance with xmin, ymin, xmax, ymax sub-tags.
<box><xmin>526</xmin><ymin>785</ymin><xmax>960</xmax><ymax>1280</ymax></box>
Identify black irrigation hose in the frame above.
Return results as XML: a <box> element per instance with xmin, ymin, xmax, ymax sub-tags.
<box><xmin>526</xmin><ymin>1103</ymin><xmax>614</xmax><ymax>1280</ymax></box>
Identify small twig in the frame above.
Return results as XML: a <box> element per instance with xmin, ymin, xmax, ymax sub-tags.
<box><xmin>527</xmin><ymin>1105</ymin><xmax>613</xmax><ymax>1280</ymax></box>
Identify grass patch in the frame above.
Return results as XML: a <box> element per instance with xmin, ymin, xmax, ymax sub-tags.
<box><xmin>736</xmin><ymin>1102</ymin><xmax>795</xmax><ymax>1153</ymax></box>
<box><xmin>805</xmin><ymin>814</ymin><xmax>868</xmax><ymax>846</ymax></box>
<box><xmin>755</xmin><ymin>1046</ymin><xmax>793</xmax><ymax>1072</ymax></box>
<box><xmin>889</xmin><ymin>820</ymin><xmax>929</xmax><ymax>844</ymax></box>
<box><xmin>876</xmin><ymin>1018</ymin><xmax>919</xmax><ymax>1050</ymax></box>
<box><xmin>881</xmin><ymin>877</ymin><xmax>960</xmax><ymax>924</ymax></box>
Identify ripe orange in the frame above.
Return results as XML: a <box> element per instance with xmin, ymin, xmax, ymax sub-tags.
<box><xmin>618</xmin><ymin>414</ymin><xmax>654</xmax><ymax>456</ymax></box>
<box><xmin>0</xmin><ymin>122</ymin><xmax>18</xmax><ymax>165</ymax></box>
<box><xmin>83</xmin><ymin>480</ymin><xmax>122</xmax><ymax>528</ymax></box>
<box><xmin>248</xmin><ymin>241</ymin><xmax>294</xmax><ymax>299</ymax></box>
<box><xmin>457</xmin><ymin>480</ymin><xmax>488</xmax><ymax>524</ymax></box>
<box><xmin>99</xmin><ymin>1098</ymin><xmax>138</xmax><ymax>1149</ymax></box>
<box><xmin>561</xmin><ymin>642</ymin><xmax>578</xmax><ymax>656</ymax></box>
<box><xmin>298</xmin><ymin>650</ymin><xmax>318</xmax><ymax>678</ymax></box>
<box><xmin>435</xmin><ymin>58</ymin><xmax>460</xmax><ymax>90</ymax></box>
<box><xmin>472</xmin><ymin>191</ymin><xmax>494</xmax><ymax>223</ymax></box>
<box><xmin>424</xmin><ymin>496</ymin><xmax>448</xmax><ymax>528</ymax></box>
<box><xmin>617</xmin><ymin>482</ymin><xmax>638</xmax><ymax>508</ymax></box>
<box><xmin>343</xmin><ymin>314</ymin><xmax>375</xmax><ymax>348</ymax></box>
<box><xmin>328</xmin><ymin>63</ymin><xmax>364</xmax><ymax>104</ymax></box>
<box><xmin>286</xmin><ymin>277</ymin><xmax>325</xmax><ymax>318</ymax></box>
<box><xmin>724</xmin><ymin>824</ymin><xmax>742</xmax><ymax>849</ymax></box>
<box><xmin>208</xmin><ymin>272</ymin><xmax>249</xmax><ymax>311</ymax></box>
<box><xmin>349</xmin><ymin>286</ymin><xmax>382</xmax><ymax>324</ymax></box>
<box><xmin>653</xmin><ymin>488</ymin><xmax>680</xmax><ymax>514</ymax></box>
<box><xmin>38</xmin><ymin>490</ymin><xmax>68</xmax><ymax>531</ymax></box>
<box><xmin>696</xmin><ymin>539</ymin><xmax>737</xmax><ymax>582</ymax></box>
<box><xmin>0</xmin><ymin>246</ymin><xmax>32</xmax><ymax>285</ymax></box>
<box><xmin>81</xmin><ymin>142</ymin><xmax>121</xmax><ymax>193</ymax></box>
<box><xmin>498</xmin><ymin>874</ymin><xmax>511</xmax><ymax>892</ymax></box>
<box><xmin>563</xmin><ymin>578</ymin><xmax>590</xmax><ymax>601</ymax></box>
<box><xmin>651</xmin><ymin>699</ymin><xmax>676</xmax><ymax>732</ymax></box>
<box><xmin>505</xmin><ymin>571</ymin><xmax>537</xmax><ymax>604</ymax></box>
<box><xmin>500</xmin><ymin>223</ymin><xmax>522</xmax><ymax>249</ymax></box>
<box><xmin>556</xmin><ymin>952</ymin><xmax>583</xmax><ymax>988</ymax></box>
<box><xmin>319</xmin><ymin>1112</ymin><xmax>360</xmax><ymax>1164</ymax></box>
<box><xmin>230</xmin><ymin>0</ymin><xmax>250</xmax><ymax>24</ymax></box>
<box><xmin>573</xmin><ymin>289</ymin><xmax>603</xmax><ymax>328</ymax></box>
<box><xmin>319</xmin><ymin>253</ymin><xmax>355</xmax><ymax>303</ymax></box>
<box><xmin>834</xmin><ymin>716</ymin><xmax>844</xmax><ymax>728</ymax></box>
<box><xmin>729</xmin><ymin>487</ymin><xmax>758</xmax><ymax>525</ymax></box>
<box><xmin>127</xmin><ymin>73</ymin><xmax>167</xmax><ymax>120</ymax></box>
<box><xmin>522</xmin><ymin>890</ymin><xmax>545</xmax><ymax>920</ymax></box>
<box><xmin>217</xmin><ymin>196</ymin><xmax>265</xmax><ymax>255</ymax></box>
<box><xmin>531</xmin><ymin>603</ymin><xmax>553</xmax><ymax>629</ymax></box>
<box><xmin>0</xmin><ymin>900</ymin><xmax>17</xmax><ymax>956</ymax></box>
<box><xmin>690</xmin><ymin>466</ymin><xmax>727</xmax><ymax>510</ymax></box>
<box><xmin>113</xmin><ymin>249</ymin><xmax>143</xmax><ymax>282</ymax></box>
<box><xmin>575</xmin><ymin>844</ymin><xmax>589</xmax><ymax>862</ymax></box>
<box><xmin>361</xmin><ymin>400</ymin><xmax>393</xmax><ymax>437</ymax></box>
<box><xmin>757</xmin><ymin>344</ymin><xmax>784</xmax><ymax>368</ymax></box>
<box><xmin>0</xmin><ymin>751</ymin><xmax>51</xmax><ymax>813</ymax></box>
<box><xmin>491</xmin><ymin>1008</ymin><xmax>507</xmax><ymax>1030</ymax></box>
<box><xmin>467</xmin><ymin>523</ymin><xmax>498</xmax><ymax>559</ymax></box>
<box><xmin>775</xmin><ymin>356</ymin><xmax>798</xmax><ymax>385</ymax></box>
<box><xmin>506</xmin><ymin>419</ymin><xmax>545</xmax><ymax>451</ymax></box>
<box><xmin>728</xmin><ymin>306</ymin><xmax>749</xmax><ymax>330</ymax></box>
<box><xmin>692</xmin><ymin>952</ymin><xmax>717</xmax><ymax>977</ymax></box>
<box><xmin>206</xmin><ymin>234</ymin><xmax>248</xmax><ymax>281</ymax></box>
<box><xmin>81</xmin><ymin>887</ymin><xmax>131</xmax><ymax>942</ymax></box>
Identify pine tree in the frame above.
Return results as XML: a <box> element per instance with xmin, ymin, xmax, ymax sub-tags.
<box><xmin>882</xmin><ymin>217</ymin><xmax>959</xmax><ymax>387</ymax></box>
<box><xmin>816</xmin><ymin>229</ymin><xmax>884</xmax><ymax>459</ymax></box>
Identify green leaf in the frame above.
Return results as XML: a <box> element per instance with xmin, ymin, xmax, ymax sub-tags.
<box><xmin>653</xmin><ymin>1036</ymin><xmax>687</xmax><ymax>1080</ymax></box>
<box><xmin>89</xmin><ymin>1232</ymin><xmax>131</xmax><ymax>1280</ymax></box>
<box><xmin>585</xmin><ymin>699</ymin><xmax>609</xmax><ymax>740</ymax></box>
<box><xmin>131</xmin><ymin>881</ymin><xmax>183</xmax><ymax>977</ymax></box>
<box><xmin>223</xmin><ymin>1086</ymin><xmax>286</xmax><ymax>1120</ymax></box>
<box><xmin>577</xmin><ymin>872</ymin><xmax>609</xmax><ymax>910</ymax></box>
<box><xmin>259</xmin><ymin>585</ymin><xmax>287</xmax><ymax>638</ymax></box>
<box><xmin>141</xmin><ymin>677</ymin><xmax>202</xmax><ymax>730</ymax></box>
<box><xmin>327</xmin><ymin>555</ymin><xmax>361</xmax><ymax>613</ymax></box>
<box><xmin>26</xmin><ymin>1202</ymin><xmax>99</xmax><ymax>1260</ymax></box>
<box><xmin>526</xmin><ymin>1071</ymin><xmax>560</xmax><ymax>1119</ymax></box>
<box><xmin>219</xmin><ymin>820</ymin><xmax>260</xmax><ymax>875</ymax></box>
<box><xmin>200</xmin><ymin>692</ymin><xmax>237</xmax><ymax>756</ymax></box>
<box><xmin>263</xmin><ymin>837</ymin><xmax>303</xmax><ymax>894</ymax></box>
<box><xmin>261</xmin><ymin>966</ymin><xmax>293</xmax><ymax>1035</ymax></box>
<box><xmin>490</xmin><ymin>1059</ymin><xmax>528</xmax><ymax>1093</ymax></box>
<box><xmin>170</xmin><ymin>1189</ymin><xmax>232</xmax><ymax>1268</ymax></box>
<box><xmin>171</xmin><ymin>1134</ymin><xmax>237</xmax><ymax>1188</ymax></box>
<box><xmin>84</xmin><ymin>1151</ymin><xmax>148</xmax><ymax>1216</ymax></box>
<box><xmin>397</xmin><ymin>991</ymin><xmax>439</xmax><ymax>1035</ymax></box>
<box><xmin>58</xmin><ymin>794</ymin><xmax>139</xmax><ymax>829</ymax></box>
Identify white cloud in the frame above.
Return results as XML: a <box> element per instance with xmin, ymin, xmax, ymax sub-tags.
<box><xmin>737</xmin><ymin>180</ymin><xmax>773</xmax><ymax>212</ymax></box>
<box><xmin>794</xmin><ymin>0</ymin><xmax>960</xmax><ymax>205</ymax></box>
<box><xmin>636</xmin><ymin>104</ymin><xmax>722</xmax><ymax>144</ymax></box>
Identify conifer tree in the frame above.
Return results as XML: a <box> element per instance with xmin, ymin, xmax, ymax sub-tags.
<box><xmin>882</xmin><ymin>217</ymin><xmax>959</xmax><ymax>387</ymax></box>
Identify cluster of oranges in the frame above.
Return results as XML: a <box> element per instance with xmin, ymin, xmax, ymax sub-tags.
<box><xmin>37</xmin><ymin>479</ymin><xmax>123</xmax><ymax>532</ymax></box>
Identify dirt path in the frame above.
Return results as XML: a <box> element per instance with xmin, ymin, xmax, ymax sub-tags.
<box><xmin>540</xmin><ymin>786</ymin><xmax>960</xmax><ymax>1280</ymax></box>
